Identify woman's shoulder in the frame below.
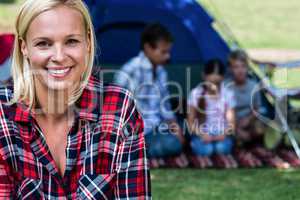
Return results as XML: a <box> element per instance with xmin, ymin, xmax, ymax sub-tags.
<box><xmin>0</xmin><ymin>84</ymin><xmax>18</xmax><ymax>117</ymax></box>
<box><xmin>90</xmin><ymin>76</ymin><xmax>141</xmax><ymax>138</ymax></box>
<box><xmin>0</xmin><ymin>85</ymin><xmax>17</xmax><ymax>119</ymax></box>
<box><xmin>0</xmin><ymin>84</ymin><xmax>18</xmax><ymax>122</ymax></box>
<box><xmin>0</xmin><ymin>85</ymin><xmax>19</xmax><ymax>159</ymax></box>
<box><xmin>102</xmin><ymin>82</ymin><xmax>136</xmax><ymax>117</ymax></box>
<box><xmin>88</xmin><ymin>75</ymin><xmax>134</xmax><ymax>102</ymax></box>
<box><xmin>86</xmin><ymin>73</ymin><xmax>136</xmax><ymax>96</ymax></box>
<box><xmin>87</xmin><ymin>75</ymin><xmax>137</xmax><ymax>123</ymax></box>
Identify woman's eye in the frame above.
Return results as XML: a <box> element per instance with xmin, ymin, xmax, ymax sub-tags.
<box><xmin>36</xmin><ymin>41</ymin><xmax>49</xmax><ymax>47</ymax></box>
<box><xmin>35</xmin><ymin>41</ymin><xmax>50</xmax><ymax>48</ymax></box>
<box><xmin>66</xmin><ymin>39</ymin><xmax>79</xmax><ymax>46</ymax></box>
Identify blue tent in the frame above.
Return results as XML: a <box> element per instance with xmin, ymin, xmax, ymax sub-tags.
<box><xmin>84</xmin><ymin>0</ymin><xmax>230</xmax><ymax>64</ymax></box>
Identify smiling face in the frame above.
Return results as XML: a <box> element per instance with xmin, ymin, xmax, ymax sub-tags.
<box><xmin>21</xmin><ymin>5</ymin><xmax>90</xmax><ymax>92</ymax></box>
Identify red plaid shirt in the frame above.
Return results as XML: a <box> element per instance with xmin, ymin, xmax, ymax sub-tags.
<box><xmin>0</xmin><ymin>75</ymin><xmax>151</xmax><ymax>199</ymax></box>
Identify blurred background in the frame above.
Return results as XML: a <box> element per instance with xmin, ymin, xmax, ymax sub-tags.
<box><xmin>2</xmin><ymin>0</ymin><xmax>300</xmax><ymax>60</ymax></box>
<box><xmin>1</xmin><ymin>0</ymin><xmax>300</xmax><ymax>200</ymax></box>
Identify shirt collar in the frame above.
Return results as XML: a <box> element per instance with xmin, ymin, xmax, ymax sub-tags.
<box><xmin>75</xmin><ymin>76</ymin><xmax>101</xmax><ymax>122</ymax></box>
<box><xmin>138</xmin><ymin>51</ymin><xmax>163</xmax><ymax>70</ymax></box>
<box><xmin>14</xmin><ymin>102</ymin><xmax>32</xmax><ymax>123</ymax></box>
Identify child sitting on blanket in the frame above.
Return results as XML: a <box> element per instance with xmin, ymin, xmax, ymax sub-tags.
<box><xmin>227</xmin><ymin>49</ymin><xmax>296</xmax><ymax>168</ymax></box>
<box><xmin>187</xmin><ymin>59</ymin><xmax>237</xmax><ymax>168</ymax></box>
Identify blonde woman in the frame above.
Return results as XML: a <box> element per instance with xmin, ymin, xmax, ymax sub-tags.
<box><xmin>0</xmin><ymin>0</ymin><xmax>150</xmax><ymax>199</ymax></box>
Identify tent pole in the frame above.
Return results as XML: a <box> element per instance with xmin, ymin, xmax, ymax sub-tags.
<box><xmin>276</xmin><ymin>96</ymin><xmax>300</xmax><ymax>159</ymax></box>
<box><xmin>205</xmin><ymin>0</ymin><xmax>241</xmax><ymax>48</ymax></box>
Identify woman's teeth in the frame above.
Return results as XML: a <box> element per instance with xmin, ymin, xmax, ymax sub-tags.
<box><xmin>47</xmin><ymin>68</ymin><xmax>71</xmax><ymax>77</ymax></box>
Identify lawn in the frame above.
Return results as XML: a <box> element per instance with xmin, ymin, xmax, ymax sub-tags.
<box><xmin>151</xmin><ymin>168</ymin><xmax>300</xmax><ymax>200</ymax></box>
<box><xmin>1</xmin><ymin>1</ymin><xmax>300</xmax><ymax>199</ymax></box>
<box><xmin>200</xmin><ymin>0</ymin><xmax>300</xmax><ymax>49</ymax></box>
<box><xmin>1</xmin><ymin>0</ymin><xmax>300</xmax><ymax>49</ymax></box>
<box><xmin>0</xmin><ymin>0</ymin><xmax>22</xmax><ymax>33</ymax></box>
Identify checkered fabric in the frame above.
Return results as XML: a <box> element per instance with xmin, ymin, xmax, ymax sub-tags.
<box><xmin>0</xmin><ymin>75</ymin><xmax>151</xmax><ymax>199</ymax></box>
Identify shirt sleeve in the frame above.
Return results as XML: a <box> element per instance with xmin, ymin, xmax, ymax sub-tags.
<box><xmin>0</xmin><ymin>156</ymin><xmax>14</xmax><ymax>198</ymax></box>
<box><xmin>115</xmin><ymin>96</ymin><xmax>151</xmax><ymax>199</ymax></box>
<box><xmin>226</xmin><ymin>89</ymin><xmax>236</xmax><ymax>109</ymax></box>
<box><xmin>187</xmin><ymin>87</ymin><xmax>201</xmax><ymax>108</ymax></box>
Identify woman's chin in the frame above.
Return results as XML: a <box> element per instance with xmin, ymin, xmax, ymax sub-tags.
<box><xmin>41</xmin><ymin>78</ymin><xmax>78</xmax><ymax>92</ymax></box>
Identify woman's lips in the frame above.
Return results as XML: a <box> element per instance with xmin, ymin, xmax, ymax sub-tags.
<box><xmin>46</xmin><ymin>67</ymin><xmax>72</xmax><ymax>78</ymax></box>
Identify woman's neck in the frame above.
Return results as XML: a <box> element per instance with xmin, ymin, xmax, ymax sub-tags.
<box><xmin>34</xmin><ymin>81</ymin><xmax>72</xmax><ymax>122</ymax></box>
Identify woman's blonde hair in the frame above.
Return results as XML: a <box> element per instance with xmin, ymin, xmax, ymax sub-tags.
<box><xmin>10</xmin><ymin>0</ymin><xmax>96</xmax><ymax>108</ymax></box>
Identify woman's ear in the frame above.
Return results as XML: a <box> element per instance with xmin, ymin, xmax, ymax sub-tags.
<box><xmin>86</xmin><ymin>30</ymin><xmax>91</xmax><ymax>53</ymax></box>
<box><xmin>20</xmin><ymin>38</ymin><xmax>28</xmax><ymax>58</ymax></box>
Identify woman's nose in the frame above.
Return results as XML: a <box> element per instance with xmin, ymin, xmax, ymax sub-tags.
<box><xmin>51</xmin><ymin>44</ymin><xmax>66</xmax><ymax>62</ymax></box>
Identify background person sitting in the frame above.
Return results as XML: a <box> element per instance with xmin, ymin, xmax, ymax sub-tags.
<box><xmin>227</xmin><ymin>49</ymin><xmax>292</xmax><ymax>168</ymax></box>
<box><xmin>187</xmin><ymin>59</ymin><xmax>237</xmax><ymax>169</ymax></box>
<box><xmin>114</xmin><ymin>23</ymin><xmax>188</xmax><ymax>168</ymax></box>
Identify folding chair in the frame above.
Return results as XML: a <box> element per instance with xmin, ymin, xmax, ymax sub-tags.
<box><xmin>250</xmin><ymin>61</ymin><xmax>300</xmax><ymax>159</ymax></box>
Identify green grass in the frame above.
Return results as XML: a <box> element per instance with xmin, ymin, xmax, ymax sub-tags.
<box><xmin>200</xmin><ymin>0</ymin><xmax>300</xmax><ymax>49</ymax></box>
<box><xmin>152</xmin><ymin>168</ymin><xmax>300</xmax><ymax>200</ymax></box>
<box><xmin>1</xmin><ymin>0</ymin><xmax>300</xmax><ymax>49</ymax></box>
<box><xmin>0</xmin><ymin>0</ymin><xmax>22</xmax><ymax>33</ymax></box>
